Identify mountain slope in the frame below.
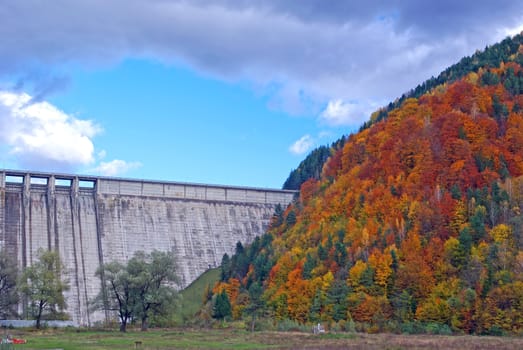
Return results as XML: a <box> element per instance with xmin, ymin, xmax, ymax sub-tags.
<box><xmin>284</xmin><ymin>33</ymin><xmax>523</xmax><ymax>193</ymax></box>
<box><xmin>283</xmin><ymin>137</ymin><xmax>346</xmax><ymax>190</ymax></box>
<box><xmin>215</xmin><ymin>35</ymin><xmax>523</xmax><ymax>335</ymax></box>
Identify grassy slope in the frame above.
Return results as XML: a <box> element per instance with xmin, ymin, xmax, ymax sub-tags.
<box><xmin>175</xmin><ymin>268</ymin><xmax>220</xmax><ymax>324</ymax></box>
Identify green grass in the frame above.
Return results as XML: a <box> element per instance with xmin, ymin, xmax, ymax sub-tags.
<box><xmin>7</xmin><ymin>328</ymin><xmax>523</xmax><ymax>350</ymax></box>
<box><xmin>175</xmin><ymin>268</ymin><xmax>220</xmax><ymax>324</ymax></box>
<box><xmin>317</xmin><ymin>332</ymin><xmax>357</xmax><ymax>340</ymax></box>
<box><xmin>12</xmin><ymin>329</ymin><xmax>279</xmax><ymax>350</ymax></box>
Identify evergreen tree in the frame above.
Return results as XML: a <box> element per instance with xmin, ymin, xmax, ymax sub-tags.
<box><xmin>309</xmin><ymin>289</ymin><xmax>323</xmax><ymax>323</ymax></box>
<box><xmin>231</xmin><ymin>242</ymin><xmax>249</xmax><ymax>278</ymax></box>
<box><xmin>359</xmin><ymin>266</ymin><xmax>375</xmax><ymax>290</ymax></box>
<box><xmin>253</xmin><ymin>253</ymin><xmax>272</xmax><ymax>282</ymax></box>
<box><xmin>286</xmin><ymin>210</ymin><xmax>297</xmax><ymax>226</ymax></box>
<box><xmin>318</xmin><ymin>243</ymin><xmax>328</xmax><ymax>261</ymax></box>
<box><xmin>327</xmin><ymin>280</ymin><xmax>349</xmax><ymax>322</ymax></box>
<box><xmin>220</xmin><ymin>254</ymin><xmax>231</xmax><ymax>281</ymax></box>
<box><xmin>391</xmin><ymin>290</ymin><xmax>415</xmax><ymax>322</ymax></box>
<box><xmin>213</xmin><ymin>290</ymin><xmax>232</xmax><ymax>320</ymax></box>
<box><xmin>451</xmin><ymin>184</ymin><xmax>462</xmax><ymax>200</ymax></box>
<box><xmin>458</xmin><ymin>227</ymin><xmax>473</xmax><ymax>257</ymax></box>
<box><xmin>481</xmin><ymin>69</ymin><xmax>500</xmax><ymax>85</ymax></box>
<box><xmin>302</xmin><ymin>253</ymin><xmax>316</xmax><ymax>280</ymax></box>
<box><xmin>492</xmin><ymin>94</ymin><xmax>509</xmax><ymax>120</ymax></box>
<box><xmin>334</xmin><ymin>242</ymin><xmax>348</xmax><ymax>267</ymax></box>
<box><xmin>271</xmin><ymin>204</ymin><xmax>284</xmax><ymax>227</ymax></box>
<box><xmin>283</xmin><ymin>146</ymin><xmax>332</xmax><ymax>190</ymax></box>
<box><xmin>245</xmin><ymin>282</ymin><xmax>264</xmax><ymax>331</ymax></box>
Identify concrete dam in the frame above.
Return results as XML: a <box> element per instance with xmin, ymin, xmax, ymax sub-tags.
<box><xmin>0</xmin><ymin>170</ymin><xmax>296</xmax><ymax>325</ymax></box>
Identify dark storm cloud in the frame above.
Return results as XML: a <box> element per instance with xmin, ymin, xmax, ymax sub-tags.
<box><xmin>1</xmin><ymin>0</ymin><xmax>522</xmax><ymax>123</ymax></box>
<box><xmin>194</xmin><ymin>0</ymin><xmax>522</xmax><ymax>38</ymax></box>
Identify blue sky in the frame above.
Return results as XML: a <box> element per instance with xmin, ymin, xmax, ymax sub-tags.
<box><xmin>48</xmin><ymin>59</ymin><xmax>327</xmax><ymax>186</ymax></box>
<box><xmin>0</xmin><ymin>1</ymin><xmax>522</xmax><ymax>188</ymax></box>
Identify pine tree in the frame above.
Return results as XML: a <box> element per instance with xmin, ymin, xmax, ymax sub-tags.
<box><xmin>213</xmin><ymin>290</ymin><xmax>232</xmax><ymax>320</ymax></box>
<box><xmin>220</xmin><ymin>254</ymin><xmax>231</xmax><ymax>281</ymax></box>
<box><xmin>302</xmin><ymin>253</ymin><xmax>316</xmax><ymax>280</ymax></box>
<box><xmin>327</xmin><ymin>280</ymin><xmax>349</xmax><ymax>322</ymax></box>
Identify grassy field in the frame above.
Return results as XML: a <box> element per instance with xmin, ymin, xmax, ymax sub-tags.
<box><xmin>3</xmin><ymin>328</ymin><xmax>523</xmax><ymax>350</ymax></box>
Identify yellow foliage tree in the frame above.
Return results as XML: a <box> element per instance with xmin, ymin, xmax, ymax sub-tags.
<box><xmin>489</xmin><ymin>224</ymin><xmax>512</xmax><ymax>244</ymax></box>
<box><xmin>368</xmin><ymin>249</ymin><xmax>393</xmax><ymax>289</ymax></box>
<box><xmin>349</xmin><ymin>260</ymin><xmax>368</xmax><ymax>290</ymax></box>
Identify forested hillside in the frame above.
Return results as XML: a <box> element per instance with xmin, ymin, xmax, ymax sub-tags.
<box><xmin>284</xmin><ymin>33</ymin><xmax>523</xmax><ymax>192</ymax></box>
<box><xmin>283</xmin><ymin>137</ymin><xmax>345</xmax><ymax>190</ymax></box>
<box><xmin>212</xmin><ymin>34</ymin><xmax>523</xmax><ymax>335</ymax></box>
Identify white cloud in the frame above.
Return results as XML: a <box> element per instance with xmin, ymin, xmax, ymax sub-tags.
<box><xmin>0</xmin><ymin>2</ymin><xmax>522</xmax><ymax>122</ymax></box>
<box><xmin>93</xmin><ymin>159</ymin><xmax>142</xmax><ymax>177</ymax></box>
<box><xmin>0</xmin><ymin>90</ymin><xmax>101</xmax><ymax>171</ymax></box>
<box><xmin>320</xmin><ymin>99</ymin><xmax>374</xmax><ymax>126</ymax></box>
<box><xmin>504</xmin><ymin>23</ymin><xmax>523</xmax><ymax>37</ymax></box>
<box><xmin>289</xmin><ymin>134</ymin><xmax>314</xmax><ymax>155</ymax></box>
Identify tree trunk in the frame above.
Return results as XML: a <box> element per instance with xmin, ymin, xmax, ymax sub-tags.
<box><xmin>120</xmin><ymin>320</ymin><xmax>127</xmax><ymax>332</ymax></box>
<box><xmin>36</xmin><ymin>303</ymin><xmax>44</xmax><ymax>329</ymax></box>
<box><xmin>141</xmin><ymin>317</ymin><xmax>148</xmax><ymax>332</ymax></box>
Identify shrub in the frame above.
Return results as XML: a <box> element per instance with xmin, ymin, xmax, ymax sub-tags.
<box><xmin>382</xmin><ymin>320</ymin><xmax>402</xmax><ymax>334</ymax></box>
<box><xmin>425</xmin><ymin>323</ymin><xmax>452</xmax><ymax>335</ymax></box>
<box><xmin>400</xmin><ymin>321</ymin><xmax>425</xmax><ymax>334</ymax></box>
<box><xmin>487</xmin><ymin>325</ymin><xmax>504</xmax><ymax>336</ymax></box>
<box><xmin>251</xmin><ymin>318</ymin><xmax>276</xmax><ymax>331</ymax></box>
<box><xmin>277</xmin><ymin>319</ymin><xmax>309</xmax><ymax>332</ymax></box>
<box><xmin>333</xmin><ymin>319</ymin><xmax>355</xmax><ymax>333</ymax></box>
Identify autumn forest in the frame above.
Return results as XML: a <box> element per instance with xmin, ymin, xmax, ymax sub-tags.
<box><xmin>210</xmin><ymin>33</ymin><xmax>523</xmax><ymax>335</ymax></box>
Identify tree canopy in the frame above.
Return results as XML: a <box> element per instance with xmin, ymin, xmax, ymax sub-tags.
<box><xmin>18</xmin><ymin>249</ymin><xmax>69</xmax><ymax>329</ymax></box>
<box><xmin>95</xmin><ymin>250</ymin><xmax>179</xmax><ymax>332</ymax></box>
<box><xmin>212</xmin><ymin>34</ymin><xmax>523</xmax><ymax>335</ymax></box>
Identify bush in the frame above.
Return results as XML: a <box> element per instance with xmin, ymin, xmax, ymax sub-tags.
<box><xmin>382</xmin><ymin>320</ymin><xmax>402</xmax><ymax>334</ymax></box>
<box><xmin>487</xmin><ymin>325</ymin><xmax>504</xmax><ymax>336</ymax></box>
<box><xmin>426</xmin><ymin>323</ymin><xmax>452</xmax><ymax>335</ymax></box>
<box><xmin>354</xmin><ymin>322</ymin><xmax>371</xmax><ymax>333</ymax></box>
<box><xmin>229</xmin><ymin>320</ymin><xmax>247</xmax><ymax>330</ymax></box>
<box><xmin>252</xmin><ymin>318</ymin><xmax>276</xmax><ymax>331</ymax></box>
<box><xmin>400</xmin><ymin>321</ymin><xmax>425</xmax><ymax>334</ymax></box>
<box><xmin>438</xmin><ymin>324</ymin><xmax>452</xmax><ymax>335</ymax></box>
<box><xmin>276</xmin><ymin>319</ymin><xmax>310</xmax><ymax>332</ymax></box>
<box><xmin>332</xmin><ymin>319</ymin><xmax>355</xmax><ymax>333</ymax></box>
<box><xmin>346</xmin><ymin>320</ymin><xmax>356</xmax><ymax>333</ymax></box>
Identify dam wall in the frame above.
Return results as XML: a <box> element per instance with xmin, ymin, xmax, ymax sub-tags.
<box><xmin>0</xmin><ymin>170</ymin><xmax>296</xmax><ymax>325</ymax></box>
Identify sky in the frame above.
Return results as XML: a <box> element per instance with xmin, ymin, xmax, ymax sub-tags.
<box><xmin>0</xmin><ymin>1</ymin><xmax>523</xmax><ymax>188</ymax></box>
